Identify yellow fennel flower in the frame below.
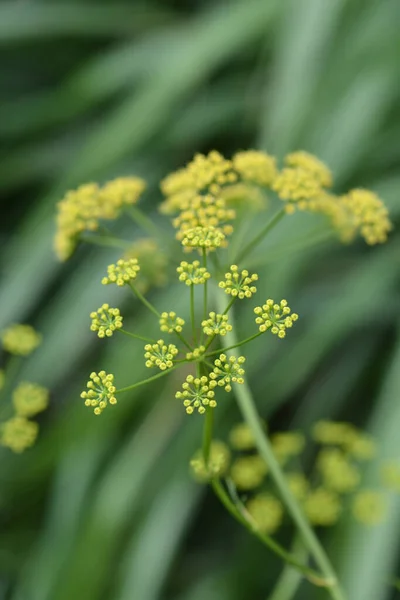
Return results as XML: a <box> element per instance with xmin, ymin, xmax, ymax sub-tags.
<box><xmin>144</xmin><ymin>340</ymin><xmax>178</xmax><ymax>370</ymax></box>
<box><xmin>185</xmin><ymin>346</ymin><xmax>206</xmax><ymax>361</ymax></box>
<box><xmin>287</xmin><ymin>472</ymin><xmax>309</xmax><ymax>501</ymax></box>
<box><xmin>201</xmin><ymin>312</ymin><xmax>232</xmax><ymax>337</ymax></box>
<box><xmin>246</xmin><ymin>493</ymin><xmax>283</xmax><ymax>534</ymax></box>
<box><xmin>81</xmin><ymin>371</ymin><xmax>117</xmax><ymax>415</ymax></box>
<box><xmin>1</xmin><ymin>417</ymin><xmax>38</xmax><ymax>453</ymax></box>
<box><xmin>344</xmin><ymin>431</ymin><xmax>376</xmax><ymax>461</ymax></box>
<box><xmin>190</xmin><ymin>440</ymin><xmax>231</xmax><ymax>483</ymax></box>
<box><xmin>177</xmin><ymin>260</ymin><xmax>211</xmax><ymax>285</ymax></box>
<box><xmin>172</xmin><ymin>194</ymin><xmax>236</xmax><ymax>241</ymax></box>
<box><xmin>230</xmin><ymin>455</ymin><xmax>267</xmax><ymax>490</ymax></box>
<box><xmin>99</xmin><ymin>176</ymin><xmax>145</xmax><ymax>209</ymax></box>
<box><xmin>317</xmin><ymin>448</ymin><xmax>360</xmax><ymax>494</ymax></box>
<box><xmin>229</xmin><ymin>422</ymin><xmax>256</xmax><ymax>451</ymax></box>
<box><xmin>232</xmin><ymin>150</ymin><xmax>277</xmax><ymax>187</ymax></box>
<box><xmin>271</xmin><ymin>432</ymin><xmax>305</xmax><ymax>463</ymax></box>
<box><xmin>209</xmin><ymin>354</ymin><xmax>245</xmax><ymax>392</ymax></box>
<box><xmin>352</xmin><ymin>490</ymin><xmax>386</xmax><ymax>525</ymax></box>
<box><xmin>219</xmin><ymin>265</ymin><xmax>258</xmax><ymax>299</ymax></box>
<box><xmin>304</xmin><ymin>488</ymin><xmax>341</xmax><ymax>526</ymax></box>
<box><xmin>339</xmin><ymin>189</ymin><xmax>391</xmax><ymax>245</ymax></box>
<box><xmin>159</xmin><ymin>312</ymin><xmax>185</xmax><ymax>334</ymax></box>
<box><xmin>1</xmin><ymin>324</ymin><xmax>42</xmax><ymax>356</ymax></box>
<box><xmin>272</xmin><ymin>167</ymin><xmax>324</xmax><ymax>212</ymax></box>
<box><xmin>181</xmin><ymin>226</ymin><xmax>226</xmax><ymax>252</ymax></box>
<box><xmin>175</xmin><ymin>375</ymin><xmax>217</xmax><ymax>415</ymax></box>
<box><xmin>186</xmin><ymin>151</ymin><xmax>237</xmax><ymax>195</ymax></box>
<box><xmin>254</xmin><ymin>299</ymin><xmax>298</xmax><ymax>338</ymax></box>
<box><xmin>13</xmin><ymin>382</ymin><xmax>49</xmax><ymax>418</ymax></box>
<box><xmin>101</xmin><ymin>258</ymin><xmax>140</xmax><ymax>286</ymax></box>
<box><xmin>90</xmin><ymin>304</ymin><xmax>123</xmax><ymax>338</ymax></box>
<box><xmin>284</xmin><ymin>151</ymin><xmax>332</xmax><ymax>188</ymax></box>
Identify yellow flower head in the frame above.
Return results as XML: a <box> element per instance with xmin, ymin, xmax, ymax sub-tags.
<box><xmin>175</xmin><ymin>374</ymin><xmax>217</xmax><ymax>415</ymax></box>
<box><xmin>177</xmin><ymin>260</ymin><xmax>211</xmax><ymax>286</ymax></box>
<box><xmin>101</xmin><ymin>258</ymin><xmax>140</xmax><ymax>286</ymax></box>
<box><xmin>271</xmin><ymin>432</ymin><xmax>305</xmax><ymax>463</ymax></box>
<box><xmin>229</xmin><ymin>422</ymin><xmax>256</xmax><ymax>451</ymax></box>
<box><xmin>339</xmin><ymin>189</ymin><xmax>391</xmax><ymax>245</ymax></box>
<box><xmin>272</xmin><ymin>167</ymin><xmax>324</xmax><ymax>210</ymax></box>
<box><xmin>232</xmin><ymin>150</ymin><xmax>277</xmax><ymax>187</ymax></box>
<box><xmin>246</xmin><ymin>493</ymin><xmax>283</xmax><ymax>534</ymax></box>
<box><xmin>1</xmin><ymin>324</ymin><xmax>42</xmax><ymax>356</ymax></box>
<box><xmin>90</xmin><ymin>304</ymin><xmax>123</xmax><ymax>338</ymax></box>
<box><xmin>172</xmin><ymin>194</ymin><xmax>236</xmax><ymax>241</ymax></box>
<box><xmin>144</xmin><ymin>340</ymin><xmax>178</xmax><ymax>370</ymax></box>
<box><xmin>186</xmin><ymin>151</ymin><xmax>237</xmax><ymax>195</ymax></box>
<box><xmin>287</xmin><ymin>472</ymin><xmax>309</xmax><ymax>501</ymax></box>
<box><xmin>190</xmin><ymin>440</ymin><xmax>231</xmax><ymax>483</ymax></box>
<box><xmin>317</xmin><ymin>448</ymin><xmax>360</xmax><ymax>494</ymax></box>
<box><xmin>1</xmin><ymin>417</ymin><xmax>38</xmax><ymax>453</ymax></box>
<box><xmin>80</xmin><ymin>371</ymin><xmax>117</xmax><ymax>415</ymax></box>
<box><xmin>344</xmin><ymin>431</ymin><xmax>376</xmax><ymax>461</ymax></box>
<box><xmin>254</xmin><ymin>299</ymin><xmax>298</xmax><ymax>338</ymax></box>
<box><xmin>13</xmin><ymin>382</ymin><xmax>49</xmax><ymax>418</ymax></box>
<box><xmin>201</xmin><ymin>312</ymin><xmax>232</xmax><ymax>337</ymax></box>
<box><xmin>100</xmin><ymin>177</ymin><xmax>145</xmax><ymax>209</ymax></box>
<box><xmin>185</xmin><ymin>346</ymin><xmax>206</xmax><ymax>361</ymax></box>
<box><xmin>230</xmin><ymin>455</ymin><xmax>267</xmax><ymax>490</ymax></box>
<box><xmin>123</xmin><ymin>238</ymin><xmax>167</xmax><ymax>292</ymax></box>
<box><xmin>159</xmin><ymin>311</ymin><xmax>185</xmax><ymax>334</ymax></box>
<box><xmin>181</xmin><ymin>226</ymin><xmax>226</xmax><ymax>252</ymax></box>
<box><xmin>352</xmin><ymin>490</ymin><xmax>386</xmax><ymax>526</ymax></box>
<box><xmin>209</xmin><ymin>354</ymin><xmax>245</xmax><ymax>392</ymax></box>
<box><xmin>219</xmin><ymin>265</ymin><xmax>258</xmax><ymax>299</ymax></box>
<box><xmin>284</xmin><ymin>151</ymin><xmax>333</xmax><ymax>188</ymax></box>
<box><xmin>381</xmin><ymin>461</ymin><xmax>400</xmax><ymax>493</ymax></box>
<box><xmin>304</xmin><ymin>488</ymin><xmax>341</xmax><ymax>526</ymax></box>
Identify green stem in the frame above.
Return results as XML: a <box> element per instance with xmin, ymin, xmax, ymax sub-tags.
<box><xmin>190</xmin><ymin>285</ymin><xmax>197</xmax><ymax>345</ymax></box>
<box><xmin>119</xmin><ymin>329</ymin><xmax>157</xmax><ymax>344</ymax></box>
<box><xmin>235</xmin><ymin>207</ymin><xmax>286</xmax><ymax>263</ymax></box>
<box><xmin>174</xmin><ymin>331</ymin><xmax>193</xmax><ymax>351</ymax></box>
<box><xmin>215</xmin><ymin>294</ymin><xmax>345</xmax><ymax>600</ymax></box>
<box><xmin>126</xmin><ymin>205</ymin><xmax>162</xmax><ymax>238</ymax></box>
<box><xmin>202</xmin><ymin>248</ymin><xmax>208</xmax><ymax>344</ymax></box>
<box><xmin>80</xmin><ymin>233</ymin><xmax>132</xmax><ymax>250</ymax></box>
<box><xmin>116</xmin><ymin>365</ymin><xmax>179</xmax><ymax>395</ymax></box>
<box><xmin>202</xmin><ymin>407</ymin><xmax>214</xmax><ymax>465</ymax></box>
<box><xmin>267</xmin><ymin>536</ymin><xmax>308</xmax><ymax>600</ymax></box>
<box><xmin>211</xmin><ymin>480</ymin><xmax>327</xmax><ymax>585</ymax></box>
<box><xmin>129</xmin><ymin>282</ymin><xmax>160</xmax><ymax>318</ymax></box>
<box><xmin>222</xmin><ymin>295</ymin><xmax>236</xmax><ymax>316</ymax></box>
<box><xmin>205</xmin><ymin>331</ymin><xmax>263</xmax><ymax>358</ymax></box>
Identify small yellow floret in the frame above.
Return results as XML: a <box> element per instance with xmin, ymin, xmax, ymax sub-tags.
<box><xmin>352</xmin><ymin>490</ymin><xmax>386</xmax><ymax>525</ymax></box>
<box><xmin>339</xmin><ymin>189</ymin><xmax>391</xmax><ymax>245</ymax></box>
<box><xmin>246</xmin><ymin>493</ymin><xmax>283</xmax><ymax>534</ymax></box>
<box><xmin>90</xmin><ymin>304</ymin><xmax>123</xmax><ymax>338</ymax></box>
<box><xmin>304</xmin><ymin>488</ymin><xmax>341</xmax><ymax>526</ymax></box>
<box><xmin>1</xmin><ymin>324</ymin><xmax>42</xmax><ymax>356</ymax></box>
<box><xmin>159</xmin><ymin>312</ymin><xmax>185</xmax><ymax>334</ymax></box>
<box><xmin>80</xmin><ymin>371</ymin><xmax>117</xmax><ymax>415</ymax></box>
<box><xmin>100</xmin><ymin>177</ymin><xmax>145</xmax><ymax>208</ymax></box>
<box><xmin>271</xmin><ymin>432</ymin><xmax>305</xmax><ymax>463</ymax></box>
<box><xmin>230</xmin><ymin>455</ymin><xmax>267</xmax><ymax>490</ymax></box>
<box><xmin>254</xmin><ymin>299</ymin><xmax>298</xmax><ymax>338</ymax></box>
<box><xmin>285</xmin><ymin>151</ymin><xmax>332</xmax><ymax>188</ymax></box>
<box><xmin>233</xmin><ymin>150</ymin><xmax>277</xmax><ymax>187</ymax></box>
<box><xmin>176</xmin><ymin>260</ymin><xmax>211</xmax><ymax>285</ymax></box>
<box><xmin>13</xmin><ymin>382</ymin><xmax>49</xmax><ymax>418</ymax></box>
<box><xmin>144</xmin><ymin>340</ymin><xmax>178</xmax><ymax>370</ymax></box>
<box><xmin>312</xmin><ymin>420</ymin><xmax>356</xmax><ymax>446</ymax></box>
<box><xmin>201</xmin><ymin>312</ymin><xmax>232</xmax><ymax>337</ymax></box>
<box><xmin>175</xmin><ymin>374</ymin><xmax>217</xmax><ymax>415</ymax></box>
<box><xmin>101</xmin><ymin>258</ymin><xmax>140</xmax><ymax>286</ymax></box>
<box><xmin>190</xmin><ymin>440</ymin><xmax>231</xmax><ymax>483</ymax></box>
<box><xmin>272</xmin><ymin>167</ymin><xmax>324</xmax><ymax>209</ymax></box>
<box><xmin>181</xmin><ymin>226</ymin><xmax>226</xmax><ymax>252</ymax></box>
<box><xmin>229</xmin><ymin>422</ymin><xmax>256</xmax><ymax>450</ymax></box>
<box><xmin>209</xmin><ymin>354</ymin><xmax>245</xmax><ymax>392</ymax></box>
<box><xmin>185</xmin><ymin>346</ymin><xmax>206</xmax><ymax>361</ymax></box>
<box><xmin>1</xmin><ymin>417</ymin><xmax>38</xmax><ymax>453</ymax></box>
<box><xmin>317</xmin><ymin>448</ymin><xmax>360</xmax><ymax>494</ymax></box>
<box><xmin>219</xmin><ymin>265</ymin><xmax>258</xmax><ymax>299</ymax></box>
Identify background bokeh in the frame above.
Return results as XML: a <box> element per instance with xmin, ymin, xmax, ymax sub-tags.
<box><xmin>1</xmin><ymin>0</ymin><xmax>400</xmax><ymax>599</ymax></box>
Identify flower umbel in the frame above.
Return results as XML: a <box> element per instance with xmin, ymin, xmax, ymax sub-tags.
<box><xmin>159</xmin><ymin>312</ymin><xmax>185</xmax><ymax>334</ymax></box>
<box><xmin>181</xmin><ymin>226</ymin><xmax>225</xmax><ymax>252</ymax></box>
<box><xmin>101</xmin><ymin>258</ymin><xmax>140</xmax><ymax>286</ymax></box>
<box><xmin>254</xmin><ymin>299</ymin><xmax>298</xmax><ymax>338</ymax></box>
<box><xmin>81</xmin><ymin>371</ymin><xmax>117</xmax><ymax>415</ymax></box>
<box><xmin>90</xmin><ymin>304</ymin><xmax>123</xmax><ymax>338</ymax></box>
<box><xmin>219</xmin><ymin>265</ymin><xmax>258</xmax><ymax>299</ymax></box>
<box><xmin>12</xmin><ymin>382</ymin><xmax>49</xmax><ymax>418</ymax></box>
<box><xmin>1</xmin><ymin>324</ymin><xmax>42</xmax><ymax>356</ymax></box>
<box><xmin>190</xmin><ymin>440</ymin><xmax>231</xmax><ymax>482</ymax></box>
<box><xmin>1</xmin><ymin>417</ymin><xmax>38</xmax><ymax>453</ymax></box>
<box><xmin>177</xmin><ymin>260</ymin><xmax>211</xmax><ymax>285</ymax></box>
<box><xmin>209</xmin><ymin>354</ymin><xmax>245</xmax><ymax>392</ymax></box>
<box><xmin>201</xmin><ymin>312</ymin><xmax>232</xmax><ymax>337</ymax></box>
<box><xmin>246</xmin><ymin>493</ymin><xmax>283</xmax><ymax>534</ymax></box>
<box><xmin>144</xmin><ymin>340</ymin><xmax>178</xmax><ymax>370</ymax></box>
<box><xmin>175</xmin><ymin>375</ymin><xmax>217</xmax><ymax>415</ymax></box>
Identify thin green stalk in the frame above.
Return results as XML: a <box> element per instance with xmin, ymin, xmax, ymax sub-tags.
<box><xmin>202</xmin><ymin>407</ymin><xmax>214</xmax><ymax>465</ymax></box>
<box><xmin>222</xmin><ymin>295</ymin><xmax>236</xmax><ymax>316</ymax></box>
<box><xmin>211</xmin><ymin>480</ymin><xmax>327</xmax><ymax>584</ymax></box>
<box><xmin>126</xmin><ymin>205</ymin><xmax>162</xmax><ymax>239</ymax></box>
<box><xmin>190</xmin><ymin>285</ymin><xmax>197</xmax><ymax>345</ymax></box>
<box><xmin>80</xmin><ymin>233</ymin><xmax>132</xmax><ymax>250</ymax></box>
<box><xmin>174</xmin><ymin>331</ymin><xmax>193</xmax><ymax>351</ymax></box>
<box><xmin>129</xmin><ymin>282</ymin><xmax>160</xmax><ymax>318</ymax></box>
<box><xmin>267</xmin><ymin>536</ymin><xmax>308</xmax><ymax>600</ymax></box>
<box><xmin>215</xmin><ymin>293</ymin><xmax>345</xmax><ymax>600</ymax></box>
<box><xmin>202</xmin><ymin>248</ymin><xmax>208</xmax><ymax>344</ymax></box>
<box><xmin>205</xmin><ymin>331</ymin><xmax>263</xmax><ymax>358</ymax></box>
<box><xmin>119</xmin><ymin>329</ymin><xmax>157</xmax><ymax>344</ymax></box>
<box><xmin>116</xmin><ymin>365</ymin><xmax>179</xmax><ymax>395</ymax></box>
<box><xmin>235</xmin><ymin>207</ymin><xmax>286</xmax><ymax>263</ymax></box>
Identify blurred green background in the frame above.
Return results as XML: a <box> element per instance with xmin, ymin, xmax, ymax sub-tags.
<box><xmin>1</xmin><ymin>0</ymin><xmax>400</xmax><ymax>599</ymax></box>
